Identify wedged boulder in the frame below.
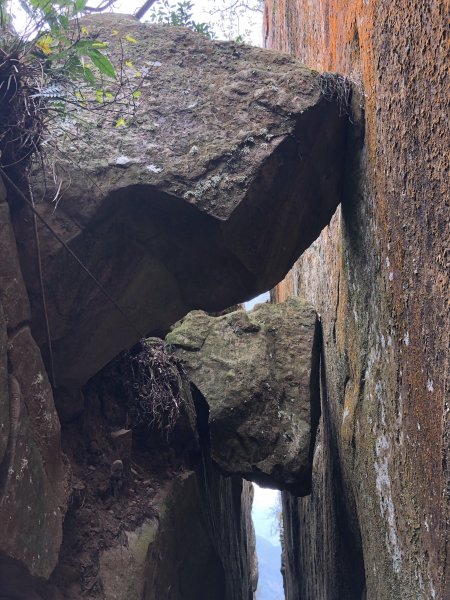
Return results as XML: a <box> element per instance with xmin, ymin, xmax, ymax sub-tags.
<box><xmin>20</xmin><ymin>13</ymin><xmax>347</xmax><ymax>387</ymax></box>
<box><xmin>166</xmin><ymin>298</ymin><xmax>321</xmax><ymax>495</ymax></box>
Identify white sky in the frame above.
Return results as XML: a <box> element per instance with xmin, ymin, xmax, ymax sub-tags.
<box><xmin>11</xmin><ymin>0</ymin><xmax>262</xmax><ymax>45</ymax></box>
<box><xmin>117</xmin><ymin>0</ymin><xmax>262</xmax><ymax>44</ymax></box>
<box><xmin>244</xmin><ymin>291</ymin><xmax>270</xmax><ymax>310</ymax></box>
<box><xmin>252</xmin><ymin>483</ymin><xmax>281</xmax><ymax>547</ymax></box>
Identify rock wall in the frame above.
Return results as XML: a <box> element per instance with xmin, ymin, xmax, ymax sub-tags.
<box><xmin>0</xmin><ymin>177</ymin><xmax>68</xmax><ymax>581</ymax></box>
<box><xmin>265</xmin><ymin>2</ymin><xmax>449</xmax><ymax>599</ymax></box>
<box><xmin>48</xmin><ymin>353</ymin><xmax>257</xmax><ymax>600</ymax></box>
<box><xmin>0</xmin><ymin>175</ymin><xmax>257</xmax><ymax>599</ymax></box>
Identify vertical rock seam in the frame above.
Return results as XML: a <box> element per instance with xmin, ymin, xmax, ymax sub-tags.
<box><xmin>0</xmin><ymin>375</ymin><xmax>21</xmax><ymax>504</ymax></box>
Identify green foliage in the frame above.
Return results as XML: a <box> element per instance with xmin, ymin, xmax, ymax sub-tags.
<box><xmin>149</xmin><ymin>0</ymin><xmax>215</xmax><ymax>39</ymax></box>
<box><xmin>1</xmin><ymin>0</ymin><xmax>117</xmax><ymax>83</ymax></box>
<box><xmin>0</xmin><ymin>1</ymin><xmax>142</xmax><ymax>169</ymax></box>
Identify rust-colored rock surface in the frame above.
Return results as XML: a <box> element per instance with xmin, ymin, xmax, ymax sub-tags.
<box><xmin>266</xmin><ymin>2</ymin><xmax>449</xmax><ymax>599</ymax></box>
<box><xmin>17</xmin><ymin>13</ymin><xmax>348</xmax><ymax>387</ymax></box>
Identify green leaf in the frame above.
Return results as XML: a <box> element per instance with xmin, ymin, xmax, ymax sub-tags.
<box><xmin>59</xmin><ymin>14</ymin><xmax>69</xmax><ymax>29</ymax></box>
<box><xmin>74</xmin><ymin>0</ymin><xmax>87</xmax><ymax>14</ymax></box>
<box><xmin>132</xmin><ymin>90</ymin><xmax>141</xmax><ymax>99</ymax></box>
<box><xmin>82</xmin><ymin>65</ymin><xmax>96</xmax><ymax>85</ymax></box>
<box><xmin>86</xmin><ymin>49</ymin><xmax>116</xmax><ymax>79</ymax></box>
<box><xmin>75</xmin><ymin>39</ymin><xmax>99</xmax><ymax>50</ymax></box>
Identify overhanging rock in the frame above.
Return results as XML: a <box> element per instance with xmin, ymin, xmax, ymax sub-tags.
<box><xmin>166</xmin><ymin>298</ymin><xmax>321</xmax><ymax>495</ymax></box>
<box><xmin>22</xmin><ymin>14</ymin><xmax>347</xmax><ymax>386</ymax></box>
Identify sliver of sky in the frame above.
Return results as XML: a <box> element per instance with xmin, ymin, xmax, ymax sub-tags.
<box><xmin>245</xmin><ymin>291</ymin><xmax>270</xmax><ymax>311</ymax></box>
<box><xmin>252</xmin><ymin>483</ymin><xmax>280</xmax><ymax>546</ymax></box>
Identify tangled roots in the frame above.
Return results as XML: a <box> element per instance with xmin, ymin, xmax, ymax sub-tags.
<box><xmin>123</xmin><ymin>339</ymin><xmax>187</xmax><ymax>438</ymax></box>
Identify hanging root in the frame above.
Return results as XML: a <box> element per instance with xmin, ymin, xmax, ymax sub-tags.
<box><xmin>0</xmin><ymin>34</ymin><xmax>45</xmax><ymax>172</ymax></box>
<box><xmin>123</xmin><ymin>339</ymin><xmax>187</xmax><ymax>438</ymax></box>
<box><xmin>319</xmin><ymin>71</ymin><xmax>366</xmax><ymax>120</ymax></box>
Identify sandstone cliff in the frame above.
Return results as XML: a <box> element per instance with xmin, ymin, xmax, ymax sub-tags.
<box><xmin>266</xmin><ymin>1</ymin><xmax>449</xmax><ymax>599</ymax></box>
<box><xmin>0</xmin><ymin>5</ymin><xmax>447</xmax><ymax>599</ymax></box>
<box><xmin>0</xmin><ymin>14</ymin><xmax>347</xmax><ymax>597</ymax></box>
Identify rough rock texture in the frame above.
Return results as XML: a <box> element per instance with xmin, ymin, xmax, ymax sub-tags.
<box><xmin>0</xmin><ymin>177</ymin><xmax>68</xmax><ymax>580</ymax></box>
<box><xmin>17</xmin><ymin>12</ymin><xmax>348</xmax><ymax>387</ymax></box>
<box><xmin>36</xmin><ymin>346</ymin><xmax>257</xmax><ymax>600</ymax></box>
<box><xmin>96</xmin><ymin>472</ymin><xmax>256</xmax><ymax>600</ymax></box>
<box><xmin>142</xmin><ymin>472</ymin><xmax>257</xmax><ymax>600</ymax></box>
<box><xmin>167</xmin><ymin>298</ymin><xmax>320</xmax><ymax>494</ymax></box>
<box><xmin>266</xmin><ymin>2</ymin><xmax>449</xmax><ymax>599</ymax></box>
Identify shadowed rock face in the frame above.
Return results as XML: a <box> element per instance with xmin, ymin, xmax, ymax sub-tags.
<box><xmin>18</xmin><ymin>13</ymin><xmax>347</xmax><ymax>387</ymax></box>
<box><xmin>166</xmin><ymin>298</ymin><xmax>321</xmax><ymax>495</ymax></box>
<box><xmin>0</xmin><ymin>182</ymin><xmax>68</xmax><ymax>580</ymax></box>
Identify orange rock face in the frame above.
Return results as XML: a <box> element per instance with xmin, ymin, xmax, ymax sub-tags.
<box><xmin>266</xmin><ymin>1</ymin><xmax>449</xmax><ymax>599</ymax></box>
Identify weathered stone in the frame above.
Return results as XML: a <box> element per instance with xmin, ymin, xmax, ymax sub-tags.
<box><xmin>0</xmin><ymin>387</ymin><xmax>63</xmax><ymax>579</ymax></box>
<box><xmin>266</xmin><ymin>1</ymin><xmax>449</xmax><ymax>598</ymax></box>
<box><xmin>0</xmin><ymin>175</ymin><xmax>6</xmax><ymax>203</ymax></box>
<box><xmin>142</xmin><ymin>471</ymin><xmax>256</xmax><ymax>600</ymax></box>
<box><xmin>0</xmin><ymin>326</ymin><xmax>69</xmax><ymax>578</ymax></box>
<box><xmin>167</xmin><ymin>298</ymin><xmax>320</xmax><ymax>494</ymax></box>
<box><xmin>53</xmin><ymin>386</ymin><xmax>85</xmax><ymax>424</ymax></box>
<box><xmin>0</xmin><ymin>303</ymin><xmax>9</xmax><ymax>464</ymax></box>
<box><xmin>0</xmin><ymin>202</ymin><xmax>30</xmax><ymax>329</ymax></box>
<box><xmin>0</xmin><ymin>177</ymin><xmax>68</xmax><ymax>578</ymax></box>
<box><xmin>21</xmin><ymin>13</ymin><xmax>347</xmax><ymax>387</ymax></box>
<box><xmin>100</xmin><ymin>518</ymin><xmax>159</xmax><ymax>600</ymax></box>
<box><xmin>7</xmin><ymin>327</ymin><xmax>67</xmax><ymax>506</ymax></box>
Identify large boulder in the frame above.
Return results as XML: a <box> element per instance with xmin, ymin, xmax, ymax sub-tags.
<box><xmin>18</xmin><ymin>13</ymin><xmax>347</xmax><ymax>387</ymax></box>
<box><xmin>166</xmin><ymin>298</ymin><xmax>320</xmax><ymax>495</ymax></box>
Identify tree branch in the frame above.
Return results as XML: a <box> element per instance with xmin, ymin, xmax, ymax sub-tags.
<box><xmin>134</xmin><ymin>0</ymin><xmax>159</xmax><ymax>21</ymax></box>
<box><xmin>84</xmin><ymin>0</ymin><xmax>118</xmax><ymax>14</ymax></box>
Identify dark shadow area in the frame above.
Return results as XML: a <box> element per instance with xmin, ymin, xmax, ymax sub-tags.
<box><xmin>281</xmin><ymin>323</ymin><xmax>366</xmax><ymax>600</ymax></box>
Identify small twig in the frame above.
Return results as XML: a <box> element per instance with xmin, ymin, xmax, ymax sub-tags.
<box><xmin>134</xmin><ymin>0</ymin><xmax>159</xmax><ymax>21</ymax></box>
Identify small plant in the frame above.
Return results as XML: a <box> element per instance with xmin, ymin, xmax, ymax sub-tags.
<box><xmin>123</xmin><ymin>339</ymin><xmax>187</xmax><ymax>438</ymax></box>
<box><xmin>0</xmin><ymin>0</ymin><xmax>141</xmax><ymax>171</ymax></box>
<box><xmin>148</xmin><ymin>0</ymin><xmax>215</xmax><ymax>38</ymax></box>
